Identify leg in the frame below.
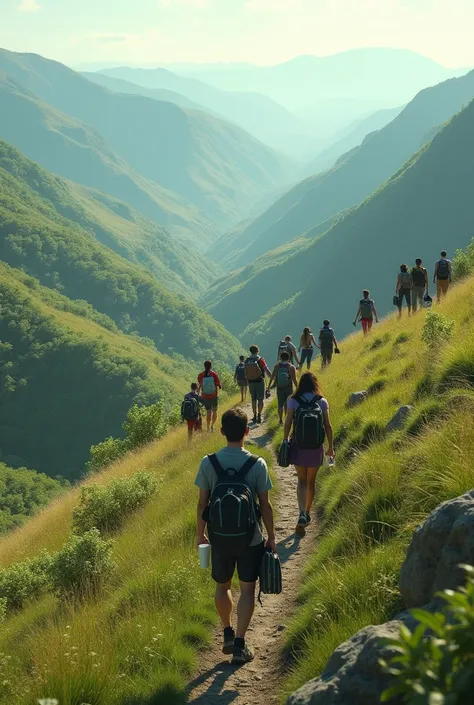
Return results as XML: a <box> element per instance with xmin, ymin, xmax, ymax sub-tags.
<box><xmin>307</xmin><ymin>351</ymin><xmax>313</xmax><ymax>370</ymax></box>
<box><xmin>206</xmin><ymin>410</ymin><xmax>211</xmax><ymax>431</ymax></box>
<box><xmin>437</xmin><ymin>280</ymin><xmax>442</xmax><ymax>304</ymax></box>
<box><xmin>305</xmin><ymin>466</ymin><xmax>321</xmax><ymax>514</ymax></box>
<box><xmin>236</xmin><ymin>581</ymin><xmax>256</xmax><ymax>638</ymax></box>
<box><xmin>278</xmin><ymin>405</ymin><xmax>283</xmax><ymax>423</ymax></box>
<box><xmin>295</xmin><ymin>466</ymin><xmax>308</xmax><ymax>512</ymax></box>
<box><xmin>215</xmin><ymin>580</ymin><xmax>233</xmax><ymax>629</ymax></box>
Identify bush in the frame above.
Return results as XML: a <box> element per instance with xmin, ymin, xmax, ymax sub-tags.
<box><xmin>122</xmin><ymin>402</ymin><xmax>167</xmax><ymax>449</ymax></box>
<box><xmin>0</xmin><ymin>551</ymin><xmax>53</xmax><ymax>611</ymax></box>
<box><xmin>86</xmin><ymin>437</ymin><xmax>128</xmax><ymax>473</ymax></box>
<box><xmin>51</xmin><ymin>528</ymin><xmax>116</xmax><ymax>600</ymax></box>
<box><xmin>422</xmin><ymin>311</ymin><xmax>455</xmax><ymax>349</ymax></box>
<box><xmin>381</xmin><ymin>565</ymin><xmax>474</xmax><ymax>704</ymax></box>
<box><xmin>452</xmin><ymin>239</ymin><xmax>474</xmax><ymax>281</ymax></box>
<box><xmin>0</xmin><ymin>598</ymin><xmax>6</xmax><ymax>623</ymax></box>
<box><xmin>73</xmin><ymin>472</ymin><xmax>158</xmax><ymax>535</ymax></box>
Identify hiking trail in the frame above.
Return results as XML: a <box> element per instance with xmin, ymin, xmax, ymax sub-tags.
<box><xmin>186</xmin><ymin>401</ymin><xmax>318</xmax><ymax>705</ymax></box>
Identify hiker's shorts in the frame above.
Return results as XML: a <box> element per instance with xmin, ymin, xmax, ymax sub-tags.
<box><xmin>412</xmin><ymin>286</ymin><xmax>425</xmax><ymax>311</ymax></box>
<box><xmin>320</xmin><ymin>348</ymin><xmax>333</xmax><ymax>366</ymax></box>
<box><xmin>361</xmin><ymin>317</ymin><xmax>373</xmax><ymax>333</ymax></box>
<box><xmin>277</xmin><ymin>386</ymin><xmax>293</xmax><ymax>408</ymax></box>
<box><xmin>249</xmin><ymin>379</ymin><xmax>265</xmax><ymax>402</ymax></box>
<box><xmin>300</xmin><ymin>348</ymin><xmax>313</xmax><ymax>368</ymax></box>
<box><xmin>398</xmin><ymin>288</ymin><xmax>412</xmax><ymax>306</ymax></box>
<box><xmin>202</xmin><ymin>397</ymin><xmax>219</xmax><ymax>412</ymax></box>
<box><xmin>212</xmin><ymin>541</ymin><xmax>265</xmax><ymax>584</ymax></box>
<box><xmin>437</xmin><ymin>279</ymin><xmax>450</xmax><ymax>298</ymax></box>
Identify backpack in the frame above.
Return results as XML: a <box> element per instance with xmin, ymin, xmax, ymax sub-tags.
<box><xmin>201</xmin><ymin>373</ymin><xmax>216</xmax><ymax>395</ymax></box>
<box><xmin>276</xmin><ymin>363</ymin><xmax>291</xmax><ymax>388</ymax></box>
<box><xmin>437</xmin><ymin>259</ymin><xmax>450</xmax><ymax>280</ymax></box>
<box><xmin>205</xmin><ymin>454</ymin><xmax>260</xmax><ymax>552</ymax></box>
<box><xmin>412</xmin><ymin>267</ymin><xmax>426</xmax><ymax>287</ymax></box>
<box><xmin>235</xmin><ymin>363</ymin><xmax>246</xmax><ymax>381</ymax></box>
<box><xmin>258</xmin><ymin>549</ymin><xmax>282</xmax><ymax>604</ymax></box>
<box><xmin>319</xmin><ymin>327</ymin><xmax>334</xmax><ymax>348</ymax></box>
<box><xmin>245</xmin><ymin>356</ymin><xmax>263</xmax><ymax>382</ymax></box>
<box><xmin>293</xmin><ymin>395</ymin><xmax>325</xmax><ymax>450</ymax></box>
<box><xmin>400</xmin><ymin>272</ymin><xmax>413</xmax><ymax>289</ymax></box>
<box><xmin>181</xmin><ymin>396</ymin><xmax>199</xmax><ymax>421</ymax></box>
<box><xmin>277</xmin><ymin>440</ymin><xmax>291</xmax><ymax>468</ymax></box>
<box><xmin>278</xmin><ymin>341</ymin><xmax>292</xmax><ymax>359</ymax></box>
<box><xmin>360</xmin><ymin>299</ymin><xmax>373</xmax><ymax>319</ymax></box>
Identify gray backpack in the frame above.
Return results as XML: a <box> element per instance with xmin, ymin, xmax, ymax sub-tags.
<box><xmin>400</xmin><ymin>272</ymin><xmax>413</xmax><ymax>289</ymax></box>
<box><xmin>360</xmin><ymin>299</ymin><xmax>373</xmax><ymax>319</ymax></box>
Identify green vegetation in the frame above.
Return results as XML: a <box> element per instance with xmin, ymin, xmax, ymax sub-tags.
<box><xmin>0</xmin><ymin>463</ymin><xmax>64</xmax><ymax>534</ymax></box>
<box><xmin>381</xmin><ymin>566</ymin><xmax>474</xmax><ymax>704</ymax></box>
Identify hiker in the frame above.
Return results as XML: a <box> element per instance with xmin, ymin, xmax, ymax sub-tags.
<box><xmin>396</xmin><ymin>264</ymin><xmax>413</xmax><ymax>318</ymax></box>
<box><xmin>298</xmin><ymin>327</ymin><xmax>320</xmax><ymax>370</ymax></box>
<box><xmin>234</xmin><ymin>355</ymin><xmax>248</xmax><ymax>403</ymax></box>
<box><xmin>411</xmin><ymin>258</ymin><xmax>429</xmax><ymax>313</ymax></box>
<box><xmin>318</xmin><ymin>320</ymin><xmax>339</xmax><ymax>367</ymax></box>
<box><xmin>282</xmin><ymin>372</ymin><xmax>334</xmax><ymax>535</ymax></box>
<box><xmin>196</xmin><ymin>408</ymin><xmax>276</xmax><ymax>664</ymax></box>
<box><xmin>181</xmin><ymin>383</ymin><xmax>203</xmax><ymax>442</ymax></box>
<box><xmin>353</xmin><ymin>290</ymin><xmax>378</xmax><ymax>335</ymax></box>
<box><xmin>197</xmin><ymin>361</ymin><xmax>222</xmax><ymax>432</ymax></box>
<box><xmin>244</xmin><ymin>345</ymin><xmax>271</xmax><ymax>425</ymax></box>
<box><xmin>267</xmin><ymin>350</ymin><xmax>298</xmax><ymax>425</ymax></box>
<box><xmin>277</xmin><ymin>336</ymin><xmax>300</xmax><ymax>366</ymax></box>
<box><xmin>433</xmin><ymin>250</ymin><xmax>452</xmax><ymax>303</ymax></box>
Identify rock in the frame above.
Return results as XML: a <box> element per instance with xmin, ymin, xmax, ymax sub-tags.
<box><xmin>386</xmin><ymin>405</ymin><xmax>414</xmax><ymax>432</ymax></box>
<box><xmin>348</xmin><ymin>391</ymin><xmax>368</xmax><ymax>408</ymax></box>
<box><xmin>277</xmin><ymin>624</ymin><xmax>287</xmax><ymax>632</ymax></box>
<box><xmin>287</xmin><ymin>612</ymin><xmax>417</xmax><ymax>705</ymax></box>
<box><xmin>400</xmin><ymin>489</ymin><xmax>474</xmax><ymax>608</ymax></box>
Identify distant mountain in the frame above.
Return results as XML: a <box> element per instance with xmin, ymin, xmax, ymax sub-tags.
<box><xmin>213</xmin><ymin>68</ymin><xmax>474</xmax><ymax>270</ymax></box>
<box><xmin>98</xmin><ymin>65</ymin><xmax>315</xmax><ymax>155</ymax></box>
<box><xmin>204</xmin><ymin>97</ymin><xmax>474</xmax><ymax>351</ymax></box>
<box><xmin>0</xmin><ymin>49</ymin><xmax>293</xmax><ymax>228</ymax></box>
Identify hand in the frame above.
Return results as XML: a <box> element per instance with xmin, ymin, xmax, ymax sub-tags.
<box><xmin>375</xmin><ymin>318</ymin><xmax>379</xmax><ymax>323</ymax></box>
<box><xmin>197</xmin><ymin>535</ymin><xmax>209</xmax><ymax>548</ymax></box>
<box><xmin>265</xmin><ymin>535</ymin><xmax>277</xmax><ymax>553</ymax></box>
<box><xmin>352</xmin><ymin>321</ymin><xmax>356</xmax><ymax>327</ymax></box>
<box><xmin>327</xmin><ymin>448</ymin><xmax>335</xmax><ymax>458</ymax></box>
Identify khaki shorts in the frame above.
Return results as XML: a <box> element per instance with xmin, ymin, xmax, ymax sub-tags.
<box><xmin>437</xmin><ymin>279</ymin><xmax>450</xmax><ymax>298</ymax></box>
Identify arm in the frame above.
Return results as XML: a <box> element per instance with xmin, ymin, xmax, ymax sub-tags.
<box><xmin>353</xmin><ymin>305</ymin><xmax>361</xmax><ymax>324</ymax></box>
<box><xmin>425</xmin><ymin>269</ymin><xmax>429</xmax><ymax>291</ymax></box>
<box><xmin>290</xmin><ymin>365</ymin><xmax>298</xmax><ymax>387</ymax></box>
<box><xmin>258</xmin><ymin>490</ymin><xmax>276</xmax><ymax>552</ymax></box>
<box><xmin>196</xmin><ymin>489</ymin><xmax>210</xmax><ymax>545</ymax></box>
<box><xmin>323</xmin><ymin>409</ymin><xmax>334</xmax><ymax>458</ymax></box>
<box><xmin>372</xmin><ymin>303</ymin><xmax>379</xmax><ymax>322</ymax></box>
<box><xmin>267</xmin><ymin>364</ymin><xmax>277</xmax><ymax>389</ymax></box>
<box><xmin>311</xmin><ymin>334</ymin><xmax>321</xmax><ymax>350</ymax></box>
<box><xmin>332</xmin><ymin>333</ymin><xmax>338</xmax><ymax>348</ymax></box>
<box><xmin>448</xmin><ymin>261</ymin><xmax>452</xmax><ymax>281</ymax></box>
<box><xmin>283</xmin><ymin>406</ymin><xmax>295</xmax><ymax>441</ymax></box>
<box><xmin>433</xmin><ymin>262</ymin><xmax>438</xmax><ymax>283</ymax></box>
<box><xmin>216</xmin><ymin>373</ymin><xmax>222</xmax><ymax>390</ymax></box>
<box><xmin>291</xmin><ymin>342</ymin><xmax>300</xmax><ymax>366</ymax></box>
<box><xmin>395</xmin><ymin>274</ymin><xmax>400</xmax><ymax>293</ymax></box>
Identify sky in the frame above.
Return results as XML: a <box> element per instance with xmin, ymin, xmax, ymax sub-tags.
<box><xmin>2</xmin><ymin>0</ymin><xmax>474</xmax><ymax>68</ymax></box>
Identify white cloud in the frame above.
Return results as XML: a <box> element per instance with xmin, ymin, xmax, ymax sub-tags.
<box><xmin>18</xmin><ymin>0</ymin><xmax>41</xmax><ymax>12</ymax></box>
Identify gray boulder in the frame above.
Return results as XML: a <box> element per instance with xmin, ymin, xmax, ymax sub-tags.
<box><xmin>348</xmin><ymin>391</ymin><xmax>368</xmax><ymax>408</ymax></box>
<box><xmin>400</xmin><ymin>489</ymin><xmax>474</xmax><ymax>608</ymax></box>
<box><xmin>287</xmin><ymin>612</ymin><xmax>417</xmax><ymax>705</ymax></box>
<box><xmin>386</xmin><ymin>405</ymin><xmax>414</xmax><ymax>432</ymax></box>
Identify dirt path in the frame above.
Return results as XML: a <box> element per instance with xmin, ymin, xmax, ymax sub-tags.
<box><xmin>186</xmin><ymin>402</ymin><xmax>318</xmax><ymax>705</ymax></box>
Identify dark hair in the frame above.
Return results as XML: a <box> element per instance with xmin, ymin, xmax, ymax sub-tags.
<box><xmin>285</xmin><ymin>335</ymin><xmax>291</xmax><ymax>342</ymax></box>
<box><xmin>204</xmin><ymin>360</ymin><xmax>212</xmax><ymax>371</ymax></box>
<box><xmin>441</xmin><ymin>250</ymin><xmax>447</xmax><ymax>258</ymax></box>
<box><xmin>415</xmin><ymin>258</ymin><xmax>422</xmax><ymax>265</ymax></box>
<box><xmin>249</xmin><ymin>344</ymin><xmax>259</xmax><ymax>355</ymax></box>
<box><xmin>221</xmin><ymin>409</ymin><xmax>248</xmax><ymax>442</ymax></box>
<box><xmin>293</xmin><ymin>372</ymin><xmax>322</xmax><ymax>400</ymax></box>
<box><xmin>362</xmin><ymin>290</ymin><xmax>370</xmax><ymax>297</ymax></box>
<box><xmin>191</xmin><ymin>382</ymin><xmax>198</xmax><ymax>391</ymax></box>
<box><xmin>239</xmin><ymin>355</ymin><xmax>245</xmax><ymax>362</ymax></box>
<box><xmin>400</xmin><ymin>264</ymin><xmax>408</xmax><ymax>273</ymax></box>
<box><xmin>323</xmin><ymin>319</ymin><xmax>330</xmax><ymax>326</ymax></box>
<box><xmin>280</xmin><ymin>351</ymin><xmax>290</xmax><ymax>361</ymax></box>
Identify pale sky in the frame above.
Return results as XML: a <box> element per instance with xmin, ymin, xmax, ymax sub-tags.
<box><xmin>1</xmin><ymin>0</ymin><xmax>473</xmax><ymax>68</ymax></box>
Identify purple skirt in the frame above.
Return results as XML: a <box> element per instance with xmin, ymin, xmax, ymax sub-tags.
<box><xmin>290</xmin><ymin>442</ymin><xmax>324</xmax><ymax>468</ymax></box>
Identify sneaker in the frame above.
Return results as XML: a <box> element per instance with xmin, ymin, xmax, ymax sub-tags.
<box><xmin>223</xmin><ymin>627</ymin><xmax>235</xmax><ymax>655</ymax></box>
<box><xmin>295</xmin><ymin>511</ymin><xmax>307</xmax><ymax>536</ymax></box>
<box><xmin>231</xmin><ymin>642</ymin><xmax>255</xmax><ymax>665</ymax></box>
<box><xmin>252</xmin><ymin>415</ymin><xmax>257</xmax><ymax>424</ymax></box>
<box><xmin>305</xmin><ymin>513</ymin><xmax>312</xmax><ymax>526</ymax></box>
<box><xmin>257</xmin><ymin>414</ymin><xmax>262</xmax><ymax>424</ymax></box>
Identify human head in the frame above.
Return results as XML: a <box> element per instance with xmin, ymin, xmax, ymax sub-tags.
<box><xmin>303</xmin><ymin>327</ymin><xmax>311</xmax><ymax>336</ymax></box>
<box><xmin>441</xmin><ymin>250</ymin><xmax>447</xmax><ymax>258</ymax></box>
<box><xmin>204</xmin><ymin>360</ymin><xmax>212</xmax><ymax>372</ymax></box>
<box><xmin>284</xmin><ymin>335</ymin><xmax>291</xmax><ymax>342</ymax></box>
<box><xmin>295</xmin><ymin>372</ymin><xmax>322</xmax><ymax>398</ymax></box>
<box><xmin>323</xmin><ymin>319</ymin><xmax>330</xmax><ymax>326</ymax></box>
<box><xmin>415</xmin><ymin>258</ymin><xmax>422</xmax><ymax>266</ymax></box>
<box><xmin>249</xmin><ymin>344</ymin><xmax>259</xmax><ymax>355</ymax></box>
<box><xmin>400</xmin><ymin>264</ymin><xmax>408</xmax><ymax>273</ymax></box>
<box><xmin>239</xmin><ymin>355</ymin><xmax>245</xmax><ymax>362</ymax></box>
<box><xmin>221</xmin><ymin>408</ymin><xmax>249</xmax><ymax>442</ymax></box>
<box><xmin>362</xmin><ymin>290</ymin><xmax>370</xmax><ymax>298</ymax></box>
<box><xmin>191</xmin><ymin>382</ymin><xmax>198</xmax><ymax>391</ymax></box>
<box><xmin>280</xmin><ymin>351</ymin><xmax>290</xmax><ymax>362</ymax></box>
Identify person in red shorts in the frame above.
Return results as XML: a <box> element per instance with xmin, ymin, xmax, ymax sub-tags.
<box><xmin>182</xmin><ymin>383</ymin><xmax>203</xmax><ymax>441</ymax></box>
<box><xmin>198</xmin><ymin>361</ymin><xmax>222</xmax><ymax>432</ymax></box>
<box><xmin>353</xmin><ymin>289</ymin><xmax>378</xmax><ymax>335</ymax></box>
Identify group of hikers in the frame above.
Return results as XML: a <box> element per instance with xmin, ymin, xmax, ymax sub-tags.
<box><xmin>189</xmin><ymin>249</ymin><xmax>453</xmax><ymax>666</ymax></box>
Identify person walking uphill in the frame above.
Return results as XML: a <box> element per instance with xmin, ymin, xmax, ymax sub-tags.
<box><xmin>282</xmin><ymin>372</ymin><xmax>334</xmax><ymax>536</ymax></box>
<box><xmin>198</xmin><ymin>361</ymin><xmax>222</xmax><ymax>432</ymax></box>
<box><xmin>433</xmin><ymin>250</ymin><xmax>452</xmax><ymax>303</ymax></box>
<box><xmin>318</xmin><ymin>320</ymin><xmax>339</xmax><ymax>367</ymax></box>
<box><xmin>181</xmin><ymin>382</ymin><xmax>203</xmax><ymax>442</ymax></box>
<box><xmin>234</xmin><ymin>355</ymin><xmax>248</xmax><ymax>403</ymax></box>
<box><xmin>244</xmin><ymin>345</ymin><xmax>271</xmax><ymax>425</ymax></box>
<box><xmin>299</xmin><ymin>327</ymin><xmax>320</xmax><ymax>370</ymax></box>
<box><xmin>411</xmin><ymin>258</ymin><xmax>429</xmax><ymax>313</ymax></box>
<box><xmin>195</xmin><ymin>409</ymin><xmax>276</xmax><ymax>665</ymax></box>
<box><xmin>268</xmin><ymin>350</ymin><xmax>298</xmax><ymax>425</ymax></box>
<box><xmin>277</xmin><ymin>336</ymin><xmax>300</xmax><ymax>366</ymax></box>
<box><xmin>396</xmin><ymin>264</ymin><xmax>413</xmax><ymax>318</ymax></box>
<box><xmin>353</xmin><ymin>290</ymin><xmax>378</xmax><ymax>335</ymax></box>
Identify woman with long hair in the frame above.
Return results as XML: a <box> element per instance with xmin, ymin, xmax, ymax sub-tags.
<box><xmin>298</xmin><ymin>327</ymin><xmax>320</xmax><ymax>370</ymax></box>
<box><xmin>283</xmin><ymin>372</ymin><xmax>334</xmax><ymax>535</ymax></box>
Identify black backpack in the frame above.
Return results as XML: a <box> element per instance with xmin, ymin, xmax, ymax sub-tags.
<box><xmin>181</xmin><ymin>396</ymin><xmax>199</xmax><ymax>421</ymax></box>
<box><xmin>411</xmin><ymin>267</ymin><xmax>426</xmax><ymax>287</ymax></box>
<box><xmin>258</xmin><ymin>549</ymin><xmax>282</xmax><ymax>604</ymax></box>
<box><xmin>360</xmin><ymin>299</ymin><xmax>373</xmax><ymax>319</ymax></box>
<box><xmin>205</xmin><ymin>454</ymin><xmax>260</xmax><ymax>551</ymax></box>
<box><xmin>319</xmin><ymin>327</ymin><xmax>334</xmax><ymax>348</ymax></box>
<box><xmin>294</xmin><ymin>395</ymin><xmax>325</xmax><ymax>450</ymax></box>
<box><xmin>437</xmin><ymin>259</ymin><xmax>450</xmax><ymax>280</ymax></box>
<box><xmin>235</xmin><ymin>363</ymin><xmax>246</xmax><ymax>381</ymax></box>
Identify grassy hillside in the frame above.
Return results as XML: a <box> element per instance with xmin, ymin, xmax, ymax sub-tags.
<box><xmin>0</xmin><ymin>49</ymin><xmax>292</xmax><ymax>228</ymax></box>
<box><xmin>0</xmin><ymin>140</ymin><xmax>241</xmax><ymax>364</ymax></box>
<box><xmin>0</xmin><ymin>70</ymin><xmax>217</xmax><ymax>250</ymax></box>
<box><xmin>206</xmin><ymin>98</ymin><xmax>474</xmax><ymax>345</ymax></box>
<box><xmin>215</xmin><ymin>67</ymin><xmax>474</xmax><ymax>270</ymax></box>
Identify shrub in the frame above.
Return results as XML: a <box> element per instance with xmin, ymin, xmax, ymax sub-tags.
<box><xmin>394</xmin><ymin>332</ymin><xmax>410</xmax><ymax>345</ymax></box>
<box><xmin>122</xmin><ymin>402</ymin><xmax>166</xmax><ymax>449</ymax></box>
<box><xmin>51</xmin><ymin>528</ymin><xmax>116</xmax><ymax>600</ymax></box>
<box><xmin>73</xmin><ymin>472</ymin><xmax>158</xmax><ymax>535</ymax></box>
<box><xmin>362</xmin><ymin>491</ymin><xmax>400</xmax><ymax>546</ymax></box>
<box><xmin>218</xmin><ymin>367</ymin><xmax>239</xmax><ymax>396</ymax></box>
<box><xmin>0</xmin><ymin>598</ymin><xmax>6</xmax><ymax>623</ymax></box>
<box><xmin>86</xmin><ymin>437</ymin><xmax>128</xmax><ymax>473</ymax></box>
<box><xmin>381</xmin><ymin>565</ymin><xmax>474</xmax><ymax>704</ymax></box>
<box><xmin>0</xmin><ymin>551</ymin><xmax>53</xmax><ymax>611</ymax></box>
<box><xmin>422</xmin><ymin>311</ymin><xmax>455</xmax><ymax>349</ymax></box>
<box><xmin>452</xmin><ymin>239</ymin><xmax>474</xmax><ymax>281</ymax></box>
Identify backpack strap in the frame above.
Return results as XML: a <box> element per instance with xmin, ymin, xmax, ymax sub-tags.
<box><xmin>208</xmin><ymin>454</ymin><xmax>259</xmax><ymax>480</ymax></box>
<box><xmin>238</xmin><ymin>454</ymin><xmax>259</xmax><ymax>478</ymax></box>
<box><xmin>208</xmin><ymin>454</ymin><xmax>228</xmax><ymax>481</ymax></box>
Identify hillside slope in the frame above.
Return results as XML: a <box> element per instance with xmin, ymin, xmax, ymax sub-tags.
<box><xmin>0</xmin><ymin>49</ymin><xmax>292</xmax><ymax>228</ymax></box>
<box><xmin>215</xmin><ymin>67</ymin><xmax>474</xmax><ymax>269</ymax></box>
<box><xmin>205</xmin><ymin>98</ymin><xmax>474</xmax><ymax>343</ymax></box>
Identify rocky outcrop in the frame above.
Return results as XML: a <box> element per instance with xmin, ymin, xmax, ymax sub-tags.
<box><xmin>400</xmin><ymin>489</ymin><xmax>474</xmax><ymax>608</ymax></box>
<box><xmin>348</xmin><ymin>391</ymin><xmax>368</xmax><ymax>408</ymax></box>
<box><xmin>386</xmin><ymin>405</ymin><xmax>414</xmax><ymax>432</ymax></box>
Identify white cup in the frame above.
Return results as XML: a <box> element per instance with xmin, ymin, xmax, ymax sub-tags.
<box><xmin>198</xmin><ymin>543</ymin><xmax>211</xmax><ymax>569</ymax></box>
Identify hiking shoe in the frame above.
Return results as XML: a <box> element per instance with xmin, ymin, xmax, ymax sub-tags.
<box><xmin>295</xmin><ymin>511</ymin><xmax>307</xmax><ymax>536</ymax></box>
<box><xmin>223</xmin><ymin>627</ymin><xmax>235</xmax><ymax>655</ymax></box>
<box><xmin>252</xmin><ymin>415</ymin><xmax>257</xmax><ymax>424</ymax></box>
<box><xmin>257</xmin><ymin>414</ymin><xmax>262</xmax><ymax>424</ymax></box>
<box><xmin>305</xmin><ymin>513</ymin><xmax>312</xmax><ymax>526</ymax></box>
<box><xmin>231</xmin><ymin>642</ymin><xmax>255</xmax><ymax>665</ymax></box>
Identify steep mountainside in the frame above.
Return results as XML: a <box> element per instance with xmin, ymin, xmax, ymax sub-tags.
<box><xmin>0</xmin><ymin>49</ymin><xmax>292</xmax><ymax>227</ymax></box>
<box><xmin>0</xmin><ymin>140</ymin><xmax>241</xmax><ymax>363</ymax></box>
<box><xmin>214</xmin><ymin>68</ymin><xmax>474</xmax><ymax>270</ymax></box>
<box><xmin>205</xmin><ymin>98</ymin><xmax>474</xmax><ymax>345</ymax></box>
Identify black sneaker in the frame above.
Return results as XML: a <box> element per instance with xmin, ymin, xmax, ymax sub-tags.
<box><xmin>231</xmin><ymin>642</ymin><xmax>255</xmax><ymax>665</ymax></box>
<box><xmin>295</xmin><ymin>511</ymin><xmax>307</xmax><ymax>536</ymax></box>
<box><xmin>257</xmin><ymin>414</ymin><xmax>262</xmax><ymax>424</ymax></box>
<box><xmin>305</xmin><ymin>513</ymin><xmax>312</xmax><ymax>526</ymax></box>
<box><xmin>223</xmin><ymin>627</ymin><xmax>235</xmax><ymax>655</ymax></box>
